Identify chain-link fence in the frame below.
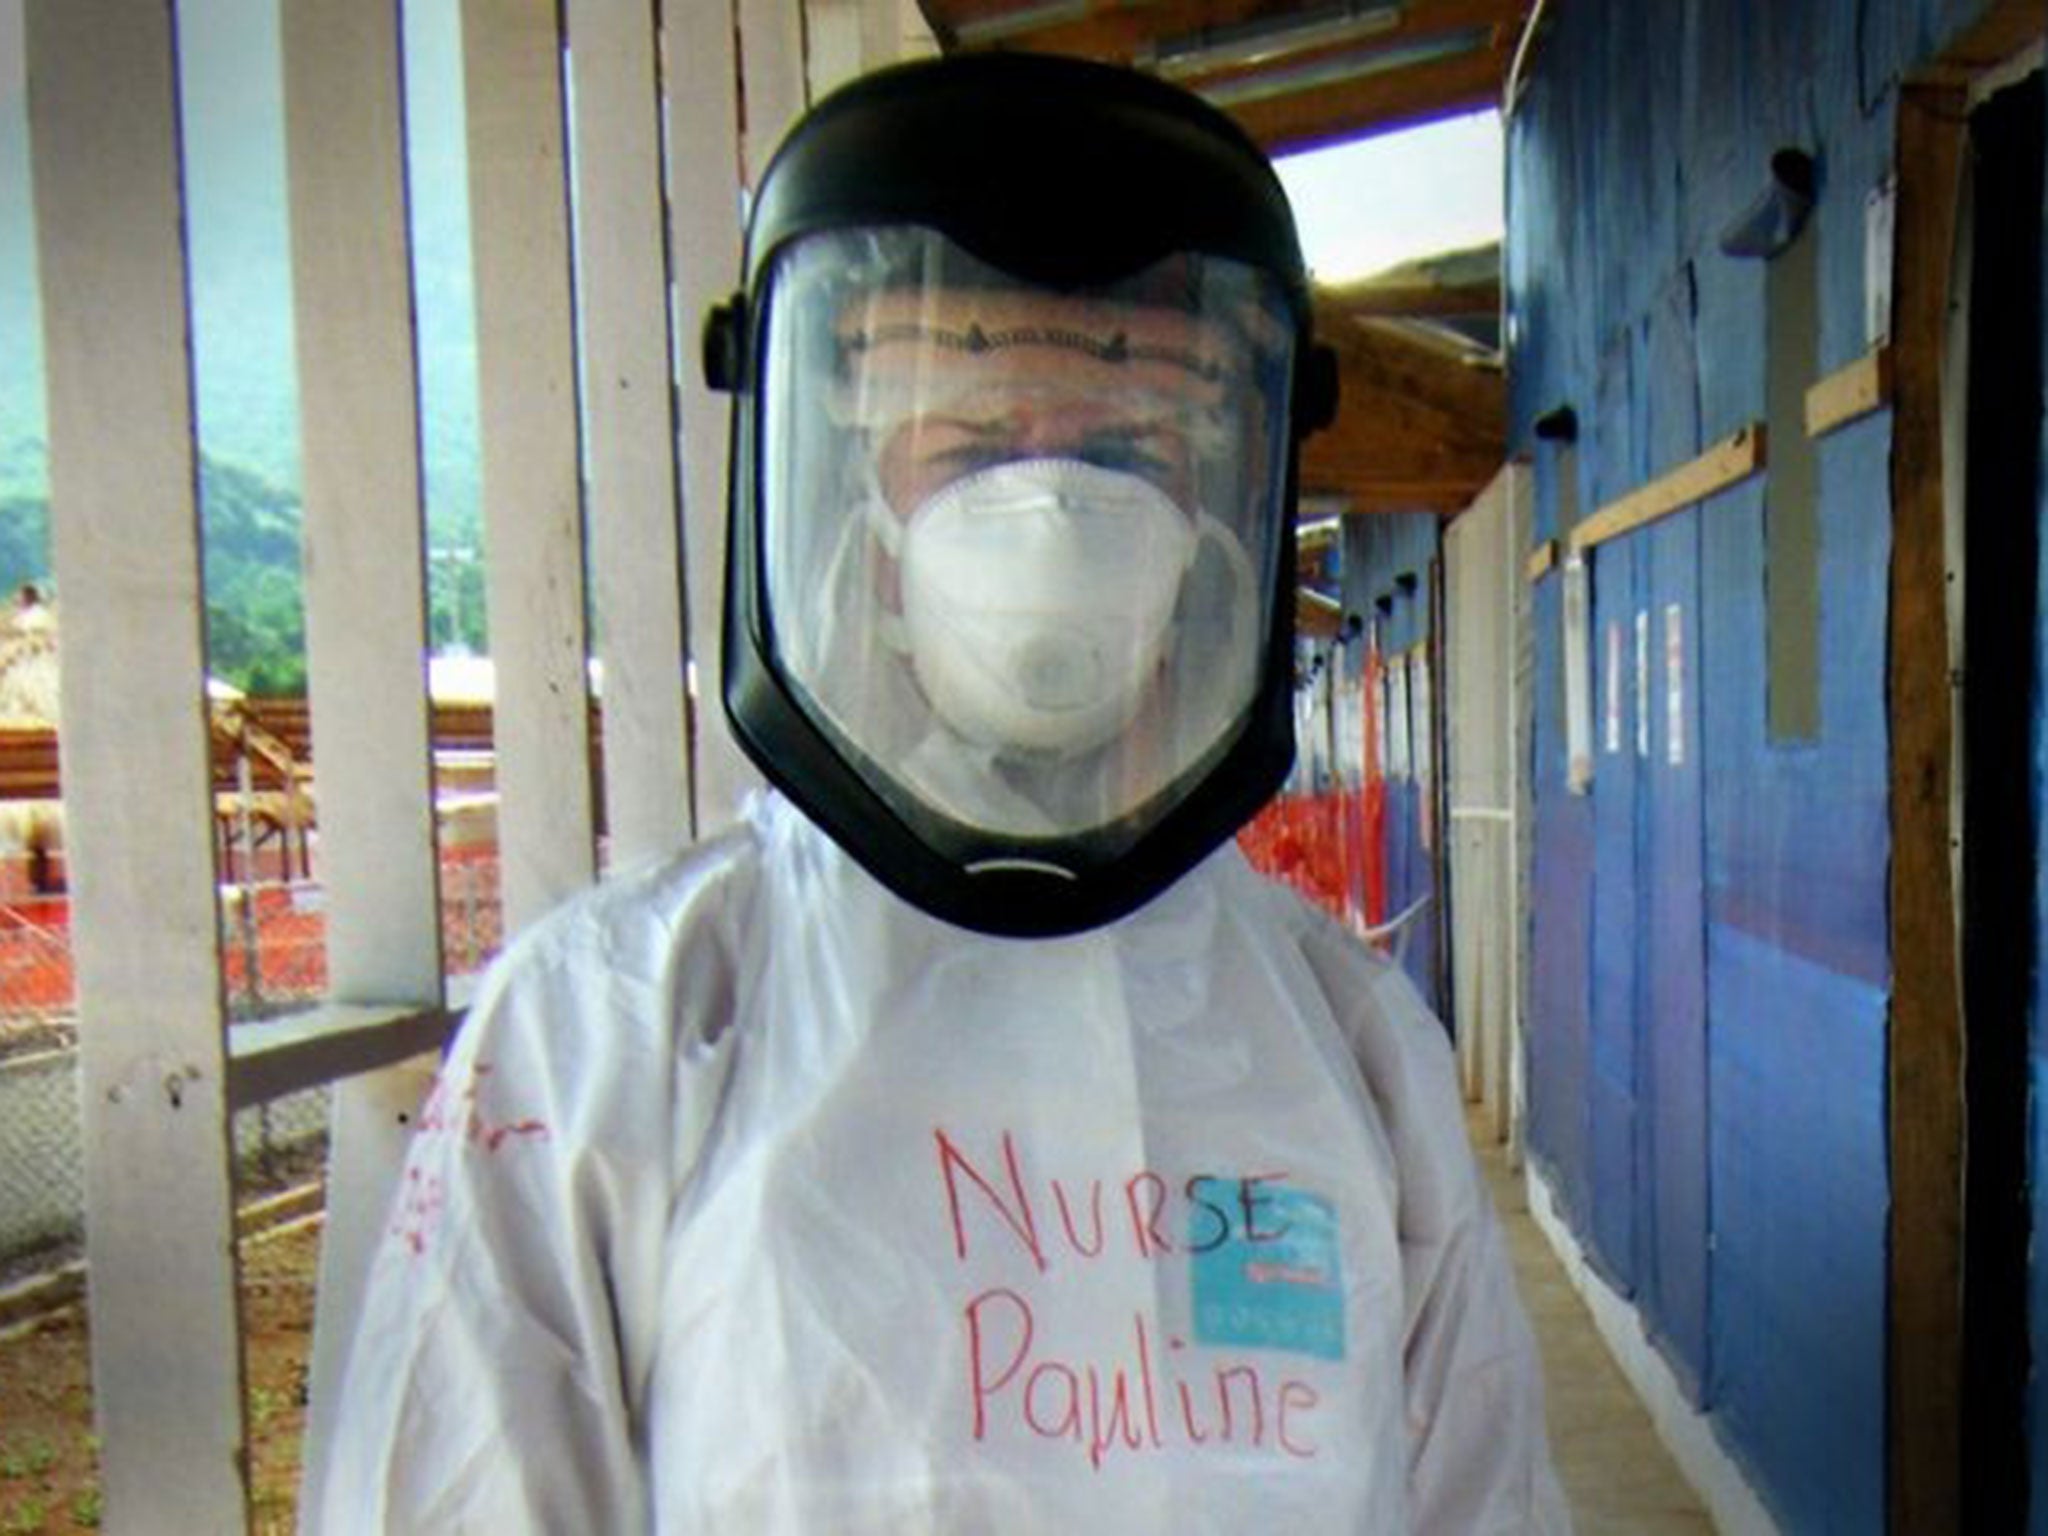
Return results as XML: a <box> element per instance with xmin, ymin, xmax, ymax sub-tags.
<box><xmin>0</xmin><ymin>1058</ymin><xmax>332</xmax><ymax>1283</ymax></box>
<box><xmin>0</xmin><ymin>848</ymin><xmax>504</xmax><ymax>1281</ymax></box>
<box><xmin>0</xmin><ymin>897</ymin><xmax>74</xmax><ymax>1056</ymax></box>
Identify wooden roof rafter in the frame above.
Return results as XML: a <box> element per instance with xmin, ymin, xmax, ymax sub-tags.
<box><xmin>1302</xmin><ymin>308</ymin><xmax>1504</xmax><ymax>514</ymax></box>
<box><xmin>919</xmin><ymin>0</ymin><xmax>1537</xmax><ymax>151</ymax></box>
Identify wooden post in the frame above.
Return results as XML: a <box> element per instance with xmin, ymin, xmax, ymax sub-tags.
<box><xmin>25</xmin><ymin>3</ymin><xmax>250</xmax><ymax>1528</ymax></box>
<box><xmin>806</xmin><ymin>0</ymin><xmax>866</xmax><ymax>99</ymax></box>
<box><xmin>1887</xmin><ymin>79</ymin><xmax>1966</xmax><ymax>1536</ymax></box>
<box><xmin>738</xmin><ymin>0</ymin><xmax>808</xmax><ymax>184</ymax></box>
<box><xmin>279</xmin><ymin>0</ymin><xmax>449</xmax><ymax>1512</ymax></box>
<box><xmin>665</xmin><ymin>0</ymin><xmax>751</xmax><ymax>834</ymax></box>
<box><xmin>567</xmin><ymin>0</ymin><xmax>693</xmax><ymax>869</ymax></box>
<box><xmin>462</xmin><ymin>0</ymin><xmax>598</xmax><ymax>930</ymax></box>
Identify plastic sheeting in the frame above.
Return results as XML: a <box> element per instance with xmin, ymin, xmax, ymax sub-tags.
<box><xmin>1507</xmin><ymin>0</ymin><xmax>1987</xmax><ymax>1527</ymax></box>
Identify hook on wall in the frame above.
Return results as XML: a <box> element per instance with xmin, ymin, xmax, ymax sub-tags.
<box><xmin>1719</xmin><ymin>147</ymin><xmax>1817</xmax><ymax>259</ymax></box>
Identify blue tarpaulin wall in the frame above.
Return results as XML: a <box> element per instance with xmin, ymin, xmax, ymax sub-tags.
<box><xmin>1510</xmin><ymin>1</ymin><xmax>2008</xmax><ymax>1528</ymax></box>
<box><xmin>1344</xmin><ymin>512</ymin><xmax>1443</xmax><ymax>1007</ymax></box>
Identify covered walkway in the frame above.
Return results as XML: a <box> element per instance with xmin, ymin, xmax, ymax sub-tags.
<box><xmin>1471</xmin><ymin>1114</ymin><xmax>1715</xmax><ymax>1536</ymax></box>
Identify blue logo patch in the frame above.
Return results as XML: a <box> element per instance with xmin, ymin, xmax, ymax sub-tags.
<box><xmin>1189</xmin><ymin>1183</ymin><xmax>1345</xmax><ymax>1361</ymax></box>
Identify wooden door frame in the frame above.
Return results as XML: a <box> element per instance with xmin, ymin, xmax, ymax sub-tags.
<box><xmin>1886</xmin><ymin>6</ymin><xmax>2044</xmax><ymax>1530</ymax></box>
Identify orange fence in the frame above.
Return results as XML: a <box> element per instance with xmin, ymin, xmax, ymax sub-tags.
<box><xmin>0</xmin><ymin>845</ymin><xmax>504</xmax><ymax>1041</ymax></box>
<box><xmin>1238</xmin><ymin>789</ymin><xmax>1377</xmax><ymax>933</ymax></box>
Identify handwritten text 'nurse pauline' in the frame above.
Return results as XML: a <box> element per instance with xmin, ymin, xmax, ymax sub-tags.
<box><xmin>933</xmin><ymin>1126</ymin><xmax>1330</xmax><ymax>1472</ymax></box>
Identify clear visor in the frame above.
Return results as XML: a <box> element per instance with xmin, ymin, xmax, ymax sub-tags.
<box><xmin>758</xmin><ymin>228</ymin><xmax>1295</xmax><ymax>861</ymax></box>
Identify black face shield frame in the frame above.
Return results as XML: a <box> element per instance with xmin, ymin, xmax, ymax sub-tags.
<box><xmin>704</xmin><ymin>53</ymin><xmax>1338</xmax><ymax>939</ymax></box>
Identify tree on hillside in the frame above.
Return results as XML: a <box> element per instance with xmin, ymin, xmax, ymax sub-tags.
<box><xmin>0</xmin><ymin>496</ymin><xmax>50</xmax><ymax>594</ymax></box>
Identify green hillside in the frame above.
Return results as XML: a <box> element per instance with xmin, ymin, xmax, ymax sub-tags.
<box><xmin>0</xmin><ymin>441</ymin><xmax>484</xmax><ymax>696</ymax></box>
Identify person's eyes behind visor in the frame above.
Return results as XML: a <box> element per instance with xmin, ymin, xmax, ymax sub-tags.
<box><xmin>876</xmin><ymin>408</ymin><xmax>1197</xmax><ymax>517</ymax></box>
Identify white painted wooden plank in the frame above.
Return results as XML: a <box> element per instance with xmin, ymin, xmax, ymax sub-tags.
<box><xmin>1526</xmin><ymin>1167</ymin><xmax>1782</xmax><ymax>1536</ymax></box>
<box><xmin>1445</xmin><ymin>464</ymin><xmax>1521</xmax><ymax>1142</ymax></box>
<box><xmin>284</xmin><ymin>0</ymin><xmax>442</xmax><ymax>1007</ymax></box>
<box><xmin>808</xmin><ymin>0</ymin><xmax>925</xmax><ymax>86</ymax></box>
<box><xmin>884</xmin><ymin>0</ymin><xmax>941</xmax><ymax>60</ymax></box>
<box><xmin>1494</xmin><ymin>461</ymin><xmax>1531</xmax><ymax>1148</ymax></box>
<box><xmin>567</xmin><ymin>0</ymin><xmax>692</xmax><ymax>870</ymax></box>
<box><xmin>24</xmin><ymin>4</ymin><xmax>249</xmax><ymax>1530</ymax></box>
<box><xmin>278</xmin><ymin>5</ymin><xmax>452</xmax><ymax>1508</ymax></box>
<box><xmin>463</xmin><ymin>0</ymin><xmax>598</xmax><ymax>928</ymax></box>
<box><xmin>807</xmin><ymin>0</ymin><xmax>866</xmax><ymax>97</ymax></box>
<box><xmin>227</xmin><ymin>1002</ymin><xmax>455</xmax><ymax>1108</ymax></box>
<box><xmin>665</xmin><ymin>0</ymin><xmax>756</xmax><ymax>835</ymax></box>
<box><xmin>739</xmin><ymin>0</ymin><xmax>808</xmax><ymax>183</ymax></box>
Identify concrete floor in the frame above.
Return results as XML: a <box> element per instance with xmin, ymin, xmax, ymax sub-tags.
<box><xmin>1471</xmin><ymin>1118</ymin><xmax>1719</xmax><ymax>1536</ymax></box>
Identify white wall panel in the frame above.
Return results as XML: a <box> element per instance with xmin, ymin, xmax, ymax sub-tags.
<box><xmin>569</xmin><ymin>0</ymin><xmax>693</xmax><ymax>868</ymax></box>
<box><xmin>463</xmin><ymin>0</ymin><xmax>599</xmax><ymax>927</ymax></box>
<box><xmin>279</xmin><ymin>1</ymin><xmax>449</xmax><ymax>1508</ymax></box>
<box><xmin>665</xmin><ymin>0</ymin><xmax>753</xmax><ymax>834</ymax></box>
<box><xmin>25</xmin><ymin>3</ymin><xmax>248</xmax><ymax>1527</ymax></box>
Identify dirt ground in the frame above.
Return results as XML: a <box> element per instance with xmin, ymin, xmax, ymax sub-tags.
<box><xmin>0</xmin><ymin>1219</ymin><xmax>320</xmax><ymax>1534</ymax></box>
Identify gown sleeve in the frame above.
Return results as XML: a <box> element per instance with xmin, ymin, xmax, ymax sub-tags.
<box><xmin>1298</xmin><ymin>914</ymin><xmax>1575</xmax><ymax>1535</ymax></box>
<box><xmin>304</xmin><ymin>859</ymin><xmax>745</xmax><ymax>1535</ymax></box>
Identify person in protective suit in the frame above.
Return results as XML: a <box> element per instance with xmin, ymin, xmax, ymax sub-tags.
<box><xmin>308</xmin><ymin>53</ymin><xmax>1572</xmax><ymax>1535</ymax></box>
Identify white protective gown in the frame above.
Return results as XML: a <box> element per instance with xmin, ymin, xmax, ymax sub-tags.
<box><xmin>309</xmin><ymin>792</ymin><xmax>1570</xmax><ymax>1534</ymax></box>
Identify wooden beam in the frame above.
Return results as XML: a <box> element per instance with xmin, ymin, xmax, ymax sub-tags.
<box><xmin>926</xmin><ymin>0</ymin><xmax>1528</xmax><ymax>72</ymax></box>
<box><xmin>1166</xmin><ymin>2</ymin><xmax>1517</xmax><ymax>100</ymax></box>
<box><xmin>1886</xmin><ymin>79</ymin><xmax>1967</xmax><ymax>1536</ymax></box>
<box><xmin>925</xmin><ymin>1</ymin><xmax>1522</xmax><ymax>148</ymax></box>
<box><xmin>1297</xmin><ymin>587</ymin><xmax>1344</xmax><ymax>639</ymax></box>
<box><xmin>1525</xmin><ymin>538</ymin><xmax>1558</xmax><ymax>582</ymax></box>
<box><xmin>1806</xmin><ymin>347</ymin><xmax>1894</xmax><ymax>438</ymax></box>
<box><xmin>1316</xmin><ymin>316</ymin><xmax>1507</xmax><ymax>437</ymax></box>
<box><xmin>25</xmin><ymin>3</ymin><xmax>249</xmax><ymax>1527</ymax></box>
<box><xmin>1568</xmin><ymin>425</ymin><xmax>1766</xmax><ymax>551</ymax></box>
<box><xmin>738</xmin><ymin>0</ymin><xmax>808</xmax><ymax>183</ymax></box>
<box><xmin>1321</xmin><ymin>277</ymin><xmax>1501</xmax><ymax>319</ymax></box>
<box><xmin>567</xmin><ymin>0</ymin><xmax>693</xmax><ymax>868</ymax></box>
<box><xmin>284</xmin><ymin>0</ymin><xmax>443</xmax><ymax>1009</ymax></box>
<box><xmin>1911</xmin><ymin>0</ymin><xmax>2046</xmax><ymax>87</ymax></box>
<box><xmin>666</xmin><ymin>0</ymin><xmax>759</xmax><ymax>834</ymax></box>
<box><xmin>279</xmin><ymin>5</ymin><xmax>448</xmax><ymax>1506</ymax></box>
<box><xmin>1311</xmin><ymin>483</ymin><xmax>1489</xmax><ymax>516</ymax></box>
<box><xmin>463</xmin><ymin>0</ymin><xmax>600</xmax><ymax>931</ymax></box>
<box><xmin>227</xmin><ymin>1004</ymin><xmax>460</xmax><ymax>1112</ymax></box>
<box><xmin>1303</xmin><ymin>316</ymin><xmax>1505</xmax><ymax>511</ymax></box>
<box><xmin>1220</xmin><ymin>44</ymin><xmax>1504</xmax><ymax>155</ymax></box>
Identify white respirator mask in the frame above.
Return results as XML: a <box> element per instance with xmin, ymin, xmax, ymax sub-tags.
<box><xmin>895</xmin><ymin>458</ymin><xmax>1197</xmax><ymax>756</ymax></box>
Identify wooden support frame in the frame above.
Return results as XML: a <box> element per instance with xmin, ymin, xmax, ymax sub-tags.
<box><xmin>1887</xmin><ymin>72</ymin><xmax>1970</xmax><ymax>1536</ymax></box>
<box><xmin>1884</xmin><ymin>12</ymin><xmax>2046</xmax><ymax>1528</ymax></box>
<box><xmin>227</xmin><ymin>1002</ymin><xmax>461</xmax><ymax>1112</ymax></box>
<box><xmin>1525</xmin><ymin>538</ymin><xmax>1559</xmax><ymax>582</ymax></box>
<box><xmin>463</xmin><ymin>0</ymin><xmax>599</xmax><ymax>930</ymax></box>
<box><xmin>26</xmin><ymin>5</ymin><xmax>250</xmax><ymax>1528</ymax></box>
<box><xmin>666</xmin><ymin>3</ymin><xmax>752</xmax><ymax>836</ymax></box>
<box><xmin>568</xmin><ymin>0</ymin><xmax>693</xmax><ymax>868</ymax></box>
<box><xmin>739</xmin><ymin>0</ymin><xmax>809</xmax><ymax>183</ymax></box>
<box><xmin>279</xmin><ymin>3</ymin><xmax>453</xmax><ymax>1512</ymax></box>
<box><xmin>1568</xmin><ymin>424</ymin><xmax>1767</xmax><ymax>552</ymax></box>
<box><xmin>1805</xmin><ymin>347</ymin><xmax>1895</xmax><ymax>439</ymax></box>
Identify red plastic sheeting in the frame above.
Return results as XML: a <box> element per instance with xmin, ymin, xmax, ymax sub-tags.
<box><xmin>0</xmin><ymin>845</ymin><xmax>505</xmax><ymax>1028</ymax></box>
<box><xmin>1238</xmin><ymin>789</ymin><xmax>1375</xmax><ymax>933</ymax></box>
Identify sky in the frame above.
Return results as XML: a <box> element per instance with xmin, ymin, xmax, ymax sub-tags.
<box><xmin>0</xmin><ymin>5</ymin><xmax>1502</xmax><ymax>506</ymax></box>
<box><xmin>0</xmin><ymin>3</ymin><xmax>41</xmax><ymax>488</ymax></box>
<box><xmin>1275</xmin><ymin>108</ymin><xmax>1506</xmax><ymax>286</ymax></box>
<box><xmin>0</xmin><ymin>0</ymin><xmax>474</xmax><ymax>512</ymax></box>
